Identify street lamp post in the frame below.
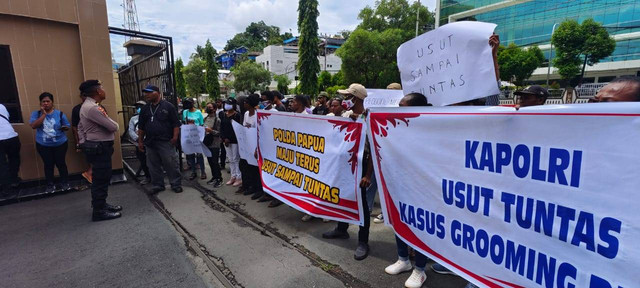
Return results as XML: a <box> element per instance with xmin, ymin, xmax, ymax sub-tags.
<box><xmin>546</xmin><ymin>23</ymin><xmax>559</xmax><ymax>86</ymax></box>
<box><xmin>415</xmin><ymin>0</ymin><xmax>421</xmax><ymax>37</ymax></box>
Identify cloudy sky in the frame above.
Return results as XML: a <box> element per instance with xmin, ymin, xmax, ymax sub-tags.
<box><xmin>106</xmin><ymin>0</ymin><xmax>436</xmax><ymax>63</ymax></box>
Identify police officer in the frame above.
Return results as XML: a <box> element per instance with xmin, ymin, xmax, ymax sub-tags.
<box><xmin>77</xmin><ymin>80</ymin><xmax>122</xmax><ymax>221</ymax></box>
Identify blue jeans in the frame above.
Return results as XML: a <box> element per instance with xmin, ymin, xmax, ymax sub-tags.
<box><xmin>186</xmin><ymin>153</ymin><xmax>205</xmax><ymax>174</ymax></box>
<box><xmin>396</xmin><ymin>236</ymin><xmax>428</xmax><ymax>271</ymax></box>
<box><xmin>365</xmin><ymin>174</ymin><xmax>377</xmax><ymax>211</ymax></box>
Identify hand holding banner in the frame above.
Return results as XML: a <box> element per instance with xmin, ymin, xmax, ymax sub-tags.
<box><xmin>257</xmin><ymin>111</ymin><xmax>366</xmax><ymax>225</ymax></box>
<box><xmin>397</xmin><ymin>21</ymin><xmax>500</xmax><ymax>106</ymax></box>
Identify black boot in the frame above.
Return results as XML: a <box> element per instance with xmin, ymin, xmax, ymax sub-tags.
<box><xmin>104</xmin><ymin>203</ymin><xmax>122</xmax><ymax>212</ymax></box>
<box><xmin>251</xmin><ymin>192</ymin><xmax>263</xmax><ymax>200</ymax></box>
<box><xmin>92</xmin><ymin>209</ymin><xmax>121</xmax><ymax>222</ymax></box>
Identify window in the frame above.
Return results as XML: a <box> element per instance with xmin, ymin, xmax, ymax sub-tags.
<box><xmin>0</xmin><ymin>45</ymin><xmax>22</xmax><ymax>123</ymax></box>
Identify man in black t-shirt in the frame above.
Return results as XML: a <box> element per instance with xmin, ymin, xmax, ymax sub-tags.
<box><xmin>312</xmin><ymin>92</ymin><xmax>329</xmax><ymax>115</ymax></box>
<box><xmin>137</xmin><ymin>85</ymin><xmax>183</xmax><ymax>194</ymax></box>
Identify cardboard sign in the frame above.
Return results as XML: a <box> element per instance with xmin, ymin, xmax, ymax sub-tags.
<box><xmin>397</xmin><ymin>21</ymin><xmax>500</xmax><ymax>106</ymax></box>
<box><xmin>363</xmin><ymin>89</ymin><xmax>405</xmax><ymax>109</ymax></box>
<box><xmin>232</xmin><ymin>121</ymin><xmax>258</xmax><ymax>166</ymax></box>
<box><xmin>180</xmin><ymin>124</ymin><xmax>211</xmax><ymax>157</ymax></box>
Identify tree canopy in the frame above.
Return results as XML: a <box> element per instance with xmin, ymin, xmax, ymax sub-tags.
<box><xmin>358</xmin><ymin>0</ymin><xmax>433</xmax><ymax>41</ymax></box>
<box><xmin>224</xmin><ymin>21</ymin><xmax>294</xmax><ymax>52</ymax></box>
<box><xmin>183</xmin><ymin>57</ymin><xmax>206</xmax><ymax>98</ymax></box>
<box><xmin>175</xmin><ymin>58</ymin><xmax>187</xmax><ymax>99</ymax></box>
<box><xmin>297</xmin><ymin>0</ymin><xmax>320</xmax><ymax>96</ymax></box>
<box><xmin>551</xmin><ymin>18</ymin><xmax>615</xmax><ymax>86</ymax></box>
<box><xmin>233</xmin><ymin>61</ymin><xmax>272</xmax><ymax>93</ymax></box>
<box><xmin>274</xmin><ymin>74</ymin><xmax>291</xmax><ymax>95</ymax></box>
<box><xmin>497</xmin><ymin>43</ymin><xmax>545</xmax><ymax>86</ymax></box>
<box><xmin>204</xmin><ymin>40</ymin><xmax>221</xmax><ymax>99</ymax></box>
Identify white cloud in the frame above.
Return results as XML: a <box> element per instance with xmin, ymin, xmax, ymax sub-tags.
<box><xmin>106</xmin><ymin>0</ymin><xmax>437</xmax><ymax>63</ymax></box>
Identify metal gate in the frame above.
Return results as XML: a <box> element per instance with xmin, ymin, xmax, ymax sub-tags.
<box><xmin>109</xmin><ymin>27</ymin><xmax>180</xmax><ymax>173</ymax></box>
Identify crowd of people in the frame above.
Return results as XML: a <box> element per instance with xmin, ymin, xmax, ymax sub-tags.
<box><xmin>2</xmin><ymin>50</ymin><xmax>640</xmax><ymax>288</ymax></box>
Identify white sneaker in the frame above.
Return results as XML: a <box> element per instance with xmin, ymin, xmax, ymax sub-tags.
<box><xmin>404</xmin><ymin>269</ymin><xmax>427</xmax><ymax>288</ymax></box>
<box><xmin>373</xmin><ymin>214</ymin><xmax>384</xmax><ymax>224</ymax></box>
<box><xmin>385</xmin><ymin>259</ymin><xmax>412</xmax><ymax>275</ymax></box>
<box><xmin>301</xmin><ymin>214</ymin><xmax>313</xmax><ymax>222</ymax></box>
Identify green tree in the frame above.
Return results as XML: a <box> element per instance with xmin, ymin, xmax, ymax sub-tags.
<box><xmin>297</xmin><ymin>0</ymin><xmax>320</xmax><ymax>96</ymax></box>
<box><xmin>358</xmin><ymin>0</ymin><xmax>433</xmax><ymax>41</ymax></box>
<box><xmin>175</xmin><ymin>58</ymin><xmax>187</xmax><ymax>99</ymax></box>
<box><xmin>225</xmin><ymin>21</ymin><xmax>291</xmax><ymax>52</ymax></box>
<box><xmin>183</xmin><ymin>57</ymin><xmax>206</xmax><ymax>97</ymax></box>
<box><xmin>331</xmin><ymin>70</ymin><xmax>345</xmax><ymax>86</ymax></box>
<box><xmin>274</xmin><ymin>74</ymin><xmax>291</xmax><ymax>95</ymax></box>
<box><xmin>497</xmin><ymin>43</ymin><xmax>545</xmax><ymax>86</ymax></box>
<box><xmin>317</xmin><ymin>71</ymin><xmax>333</xmax><ymax>92</ymax></box>
<box><xmin>552</xmin><ymin>18</ymin><xmax>616</xmax><ymax>87</ymax></box>
<box><xmin>233</xmin><ymin>61</ymin><xmax>272</xmax><ymax>93</ymax></box>
<box><xmin>326</xmin><ymin>85</ymin><xmax>346</xmax><ymax>97</ymax></box>
<box><xmin>204</xmin><ymin>40</ymin><xmax>221</xmax><ymax>99</ymax></box>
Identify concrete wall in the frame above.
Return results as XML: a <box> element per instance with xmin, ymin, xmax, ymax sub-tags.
<box><xmin>256</xmin><ymin>45</ymin><xmax>343</xmax><ymax>82</ymax></box>
<box><xmin>0</xmin><ymin>0</ymin><xmax>123</xmax><ymax>182</ymax></box>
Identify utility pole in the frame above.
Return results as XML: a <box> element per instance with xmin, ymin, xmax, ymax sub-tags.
<box><xmin>546</xmin><ymin>23</ymin><xmax>559</xmax><ymax>86</ymax></box>
<box><xmin>415</xmin><ymin>0</ymin><xmax>420</xmax><ymax>37</ymax></box>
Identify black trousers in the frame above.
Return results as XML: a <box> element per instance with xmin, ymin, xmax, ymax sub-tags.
<box><xmin>239</xmin><ymin>159</ymin><xmax>250</xmax><ymax>189</ymax></box>
<box><xmin>36</xmin><ymin>141</ymin><xmax>69</xmax><ymax>185</ymax></box>
<box><xmin>84</xmin><ymin>141</ymin><xmax>113</xmax><ymax>209</ymax></box>
<box><xmin>135</xmin><ymin>146</ymin><xmax>150</xmax><ymax>178</ymax></box>
<box><xmin>219</xmin><ymin>142</ymin><xmax>226</xmax><ymax>168</ymax></box>
<box><xmin>0</xmin><ymin>136</ymin><xmax>21</xmax><ymax>187</ymax></box>
<box><xmin>206</xmin><ymin>146</ymin><xmax>222</xmax><ymax>180</ymax></box>
<box><xmin>336</xmin><ymin>187</ymin><xmax>370</xmax><ymax>243</ymax></box>
<box><xmin>247</xmin><ymin>164</ymin><xmax>262</xmax><ymax>194</ymax></box>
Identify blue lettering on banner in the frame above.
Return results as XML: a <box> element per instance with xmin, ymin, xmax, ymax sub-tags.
<box><xmin>399</xmin><ymin>202</ymin><xmax>446</xmax><ymax>239</ymax></box>
<box><xmin>465</xmin><ymin>141</ymin><xmax>583</xmax><ymax>188</ymax></box>
<box><xmin>500</xmin><ymin>191</ymin><xmax>622</xmax><ymax>259</ymax></box>
<box><xmin>441</xmin><ymin>179</ymin><xmax>494</xmax><ymax>216</ymax></box>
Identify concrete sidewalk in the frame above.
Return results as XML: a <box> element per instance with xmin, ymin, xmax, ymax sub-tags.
<box><xmin>0</xmin><ymin>182</ymin><xmax>220</xmax><ymax>288</ymax></box>
<box><xmin>184</xmin><ymin>168</ymin><xmax>468</xmax><ymax>288</ymax></box>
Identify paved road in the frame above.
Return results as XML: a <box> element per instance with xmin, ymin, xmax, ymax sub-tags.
<box><xmin>0</xmin><ymin>183</ymin><xmax>219</xmax><ymax>288</ymax></box>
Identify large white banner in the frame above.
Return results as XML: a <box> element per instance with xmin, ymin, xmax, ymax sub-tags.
<box><xmin>232</xmin><ymin>121</ymin><xmax>258</xmax><ymax>166</ymax></box>
<box><xmin>397</xmin><ymin>21</ymin><xmax>500</xmax><ymax>106</ymax></box>
<box><xmin>367</xmin><ymin>104</ymin><xmax>640</xmax><ymax>288</ymax></box>
<box><xmin>257</xmin><ymin>111</ymin><xmax>366</xmax><ymax>225</ymax></box>
<box><xmin>181</xmin><ymin>124</ymin><xmax>211</xmax><ymax>157</ymax></box>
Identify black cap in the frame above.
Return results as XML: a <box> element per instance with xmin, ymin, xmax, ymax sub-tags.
<box><xmin>514</xmin><ymin>85</ymin><xmax>549</xmax><ymax>98</ymax></box>
<box><xmin>142</xmin><ymin>85</ymin><xmax>160</xmax><ymax>93</ymax></box>
<box><xmin>79</xmin><ymin>79</ymin><xmax>101</xmax><ymax>94</ymax></box>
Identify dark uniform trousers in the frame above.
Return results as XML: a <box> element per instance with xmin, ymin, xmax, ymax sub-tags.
<box><xmin>84</xmin><ymin>141</ymin><xmax>113</xmax><ymax>209</ymax></box>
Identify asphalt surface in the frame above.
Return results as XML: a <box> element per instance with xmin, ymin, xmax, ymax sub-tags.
<box><xmin>0</xmin><ymin>182</ymin><xmax>215</xmax><ymax>288</ymax></box>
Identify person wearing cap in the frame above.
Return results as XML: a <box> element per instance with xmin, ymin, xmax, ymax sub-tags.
<box><xmin>72</xmin><ymin>92</ymin><xmax>92</xmax><ymax>183</ymax></box>
<box><xmin>312</xmin><ymin>92</ymin><xmax>330</xmax><ymax>115</ymax></box>
<box><xmin>514</xmin><ymin>85</ymin><xmax>549</xmax><ymax>109</ymax></box>
<box><xmin>137</xmin><ymin>85</ymin><xmax>183</xmax><ymax>194</ymax></box>
<box><xmin>77</xmin><ymin>80</ymin><xmax>121</xmax><ymax>222</ymax></box>
<box><xmin>322</xmin><ymin>83</ymin><xmax>376</xmax><ymax>261</ymax></box>
<box><xmin>128</xmin><ymin>100</ymin><xmax>151</xmax><ymax>185</ymax></box>
<box><xmin>0</xmin><ymin>104</ymin><xmax>21</xmax><ymax>195</ymax></box>
<box><xmin>220</xmin><ymin>98</ymin><xmax>243</xmax><ymax>187</ymax></box>
<box><xmin>387</xmin><ymin>83</ymin><xmax>402</xmax><ymax>90</ymax></box>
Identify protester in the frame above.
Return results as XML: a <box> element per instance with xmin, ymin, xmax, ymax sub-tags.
<box><xmin>220</xmin><ymin>98</ymin><xmax>242</xmax><ymax>187</ymax></box>
<box><xmin>77</xmin><ymin>80</ymin><xmax>121</xmax><ymax>221</ymax></box>
<box><xmin>514</xmin><ymin>85</ymin><xmax>549</xmax><ymax>109</ymax></box>
<box><xmin>72</xmin><ymin>93</ymin><xmax>92</xmax><ymax>183</ymax></box>
<box><xmin>327</xmin><ymin>97</ymin><xmax>345</xmax><ymax>117</ymax></box>
<box><xmin>322</xmin><ymin>83</ymin><xmax>375</xmax><ymax>261</ymax></box>
<box><xmin>0</xmin><ymin>104</ymin><xmax>20</xmax><ymax>194</ymax></box>
<box><xmin>387</xmin><ymin>82</ymin><xmax>402</xmax><ymax>90</ymax></box>
<box><xmin>267</xmin><ymin>91</ymin><xmax>287</xmax><ymax>112</ymax></box>
<box><xmin>137</xmin><ymin>85</ymin><xmax>183</xmax><ymax>194</ymax></box>
<box><xmin>182</xmin><ymin>98</ymin><xmax>207</xmax><ymax>180</ymax></box>
<box><xmin>216</xmin><ymin>99</ymin><xmax>227</xmax><ymax>170</ymax></box>
<box><xmin>203</xmin><ymin>103</ymin><xmax>223</xmax><ymax>188</ymax></box>
<box><xmin>304</xmin><ymin>95</ymin><xmax>314</xmax><ymax>114</ymax></box>
<box><xmin>241</xmin><ymin>94</ymin><xmax>264</xmax><ymax>200</ymax></box>
<box><xmin>128</xmin><ymin>100</ymin><xmax>150</xmax><ymax>184</ymax></box>
<box><xmin>291</xmin><ymin>95</ymin><xmax>310</xmax><ymax>114</ymax></box>
<box><xmin>590</xmin><ymin>76</ymin><xmax>640</xmax><ymax>102</ymax></box>
<box><xmin>30</xmin><ymin>92</ymin><xmax>71</xmax><ymax>193</ymax></box>
<box><xmin>384</xmin><ymin>92</ymin><xmax>431</xmax><ymax>288</ymax></box>
<box><xmin>312</xmin><ymin>92</ymin><xmax>330</xmax><ymax>115</ymax></box>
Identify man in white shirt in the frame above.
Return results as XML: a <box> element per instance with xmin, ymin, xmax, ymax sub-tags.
<box><xmin>0</xmin><ymin>104</ymin><xmax>21</xmax><ymax>193</ymax></box>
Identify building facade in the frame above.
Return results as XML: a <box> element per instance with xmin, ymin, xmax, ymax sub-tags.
<box><xmin>0</xmin><ymin>0</ymin><xmax>123</xmax><ymax>182</ymax></box>
<box><xmin>256</xmin><ymin>45</ymin><xmax>342</xmax><ymax>82</ymax></box>
<box><xmin>437</xmin><ymin>0</ymin><xmax>640</xmax><ymax>83</ymax></box>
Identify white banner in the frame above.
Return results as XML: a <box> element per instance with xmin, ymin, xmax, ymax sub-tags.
<box><xmin>232</xmin><ymin>121</ymin><xmax>258</xmax><ymax>166</ymax></box>
<box><xmin>363</xmin><ymin>89</ymin><xmax>404</xmax><ymax>110</ymax></box>
<box><xmin>367</xmin><ymin>104</ymin><xmax>640</xmax><ymax>288</ymax></box>
<box><xmin>397</xmin><ymin>21</ymin><xmax>500</xmax><ymax>106</ymax></box>
<box><xmin>257</xmin><ymin>111</ymin><xmax>366</xmax><ymax>225</ymax></box>
<box><xmin>180</xmin><ymin>124</ymin><xmax>211</xmax><ymax>157</ymax></box>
